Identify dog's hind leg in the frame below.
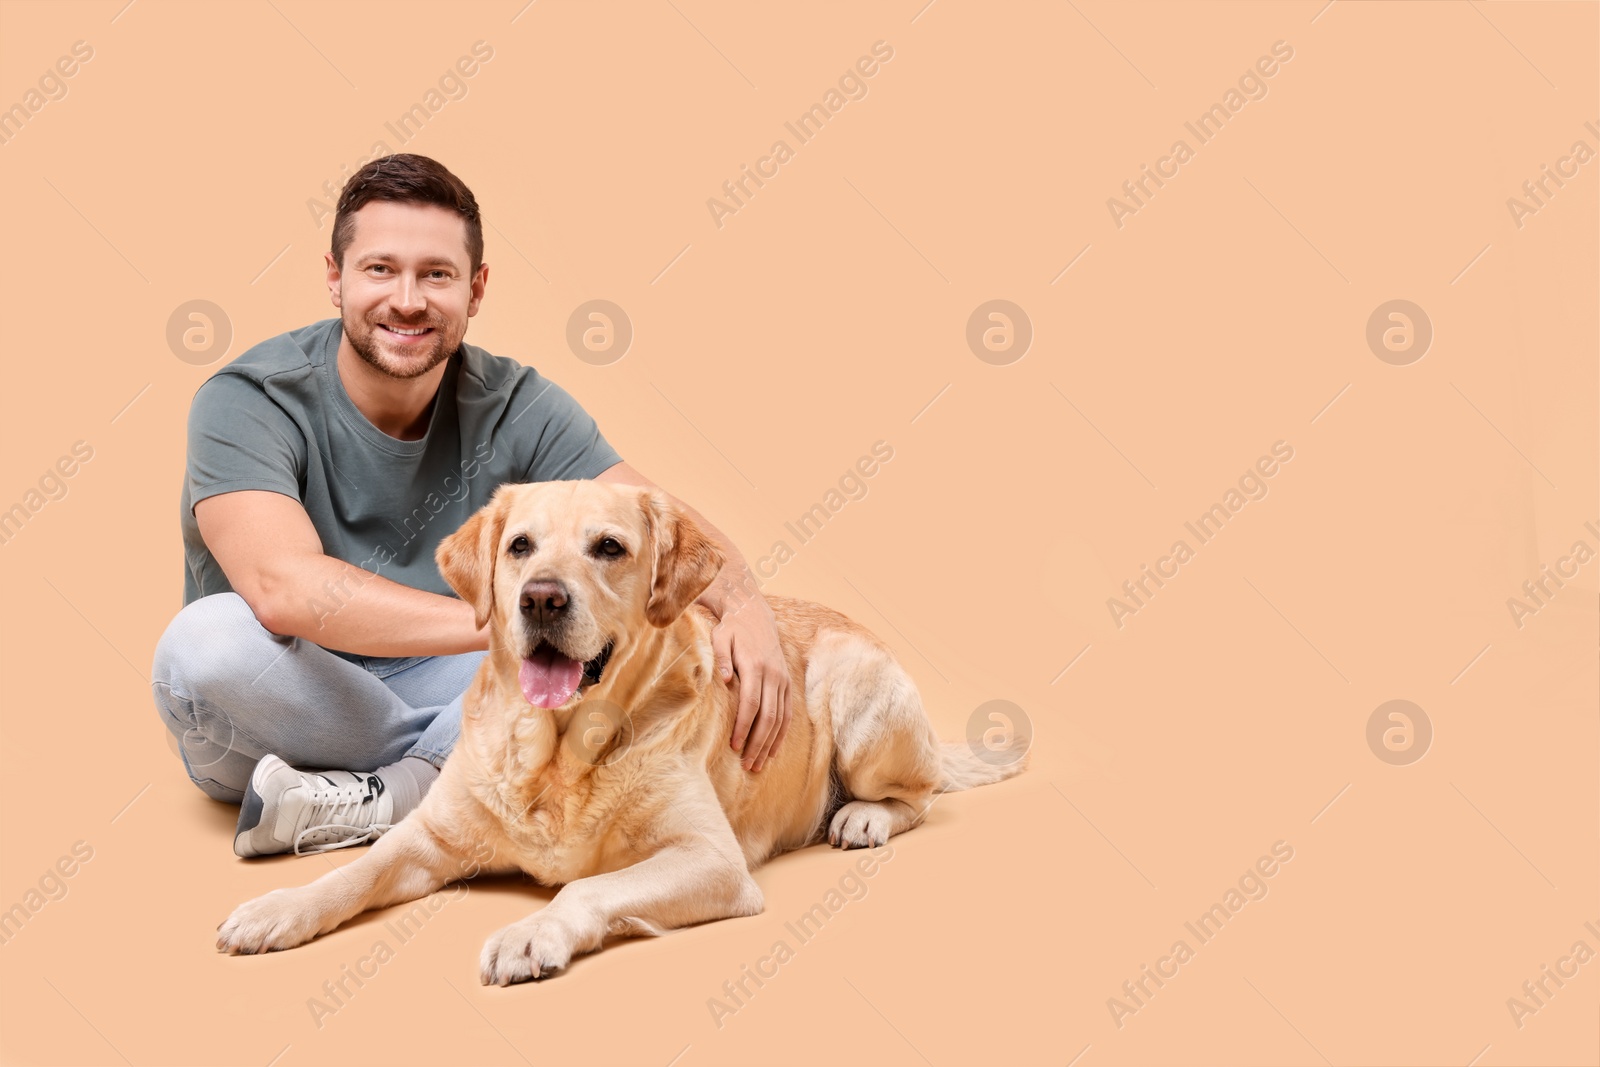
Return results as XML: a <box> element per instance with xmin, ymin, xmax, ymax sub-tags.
<box><xmin>817</xmin><ymin>635</ymin><xmax>944</xmax><ymax>850</ymax></box>
<box><xmin>217</xmin><ymin>815</ymin><xmax>489</xmax><ymax>954</ymax></box>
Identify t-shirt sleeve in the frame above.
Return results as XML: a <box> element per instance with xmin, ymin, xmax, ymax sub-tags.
<box><xmin>517</xmin><ymin>373</ymin><xmax>623</xmax><ymax>483</ymax></box>
<box><xmin>185</xmin><ymin>372</ymin><xmax>306</xmax><ymax>513</ymax></box>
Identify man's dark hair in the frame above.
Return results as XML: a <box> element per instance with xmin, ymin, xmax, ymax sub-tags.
<box><xmin>331</xmin><ymin>154</ymin><xmax>484</xmax><ymax>276</ymax></box>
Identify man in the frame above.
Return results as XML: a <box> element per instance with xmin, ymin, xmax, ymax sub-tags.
<box><xmin>152</xmin><ymin>154</ymin><xmax>790</xmax><ymax>858</ymax></box>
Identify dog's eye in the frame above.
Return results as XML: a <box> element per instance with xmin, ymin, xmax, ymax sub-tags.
<box><xmin>594</xmin><ymin>537</ymin><xmax>625</xmax><ymax>559</ymax></box>
<box><xmin>508</xmin><ymin>535</ymin><xmax>531</xmax><ymax>557</ymax></box>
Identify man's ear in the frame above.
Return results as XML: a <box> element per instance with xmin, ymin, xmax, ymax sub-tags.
<box><xmin>436</xmin><ymin>488</ymin><xmax>510</xmax><ymax>629</ymax></box>
<box><xmin>642</xmin><ymin>491</ymin><xmax>725</xmax><ymax>628</ymax></box>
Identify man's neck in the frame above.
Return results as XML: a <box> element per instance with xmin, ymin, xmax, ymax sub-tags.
<box><xmin>335</xmin><ymin>336</ymin><xmax>450</xmax><ymax>441</ymax></box>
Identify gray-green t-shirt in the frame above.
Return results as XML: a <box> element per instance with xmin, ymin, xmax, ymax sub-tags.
<box><xmin>180</xmin><ymin>318</ymin><xmax>622</xmax><ymax>624</ymax></box>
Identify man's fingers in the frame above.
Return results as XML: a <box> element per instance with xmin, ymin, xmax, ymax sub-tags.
<box><xmin>768</xmin><ymin>684</ymin><xmax>792</xmax><ymax>761</ymax></box>
<box><xmin>731</xmin><ymin>662</ymin><xmax>761</xmax><ymax>752</ymax></box>
<box><xmin>745</xmin><ymin>678</ymin><xmax>782</xmax><ymax>769</ymax></box>
<box><xmin>753</xmin><ymin>681</ymin><xmax>788</xmax><ymax>770</ymax></box>
<box><xmin>712</xmin><ymin>624</ymin><xmax>735</xmax><ymax>683</ymax></box>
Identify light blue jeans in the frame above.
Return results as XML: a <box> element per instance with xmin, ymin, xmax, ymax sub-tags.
<box><xmin>151</xmin><ymin>592</ymin><xmax>487</xmax><ymax>803</ymax></box>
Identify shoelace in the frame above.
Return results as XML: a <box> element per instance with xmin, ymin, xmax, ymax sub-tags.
<box><xmin>291</xmin><ymin>775</ymin><xmax>392</xmax><ymax>856</ymax></box>
<box><xmin>293</xmin><ymin>822</ymin><xmax>394</xmax><ymax>855</ymax></box>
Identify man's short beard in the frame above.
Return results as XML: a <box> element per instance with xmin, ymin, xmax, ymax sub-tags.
<box><xmin>344</xmin><ymin>308</ymin><xmax>457</xmax><ymax>381</ymax></box>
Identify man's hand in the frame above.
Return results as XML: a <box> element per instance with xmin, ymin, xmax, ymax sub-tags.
<box><xmin>592</xmin><ymin>461</ymin><xmax>791</xmax><ymax>771</ymax></box>
<box><xmin>711</xmin><ymin>594</ymin><xmax>790</xmax><ymax>772</ymax></box>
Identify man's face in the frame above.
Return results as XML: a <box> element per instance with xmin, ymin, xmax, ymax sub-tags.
<box><xmin>325</xmin><ymin>200</ymin><xmax>488</xmax><ymax>380</ymax></box>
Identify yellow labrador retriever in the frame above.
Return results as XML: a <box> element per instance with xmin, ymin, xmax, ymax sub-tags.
<box><xmin>218</xmin><ymin>481</ymin><xmax>1028</xmax><ymax>983</ymax></box>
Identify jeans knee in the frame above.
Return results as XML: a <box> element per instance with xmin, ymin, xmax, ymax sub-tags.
<box><xmin>178</xmin><ymin>744</ymin><xmax>247</xmax><ymax>803</ymax></box>
<box><xmin>151</xmin><ymin>592</ymin><xmax>272</xmax><ymax>695</ymax></box>
<box><xmin>151</xmin><ymin>593</ymin><xmax>271</xmax><ymax>799</ymax></box>
<box><xmin>153</xmin><ymin>675</ymin><xmax>255</xmax><ymax>794</ymax></box>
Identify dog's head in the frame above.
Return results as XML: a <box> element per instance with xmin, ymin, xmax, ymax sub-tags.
<box><xmin>436</xmin><ymin>480</ymin><xmax>724</xmax><ymax>710</ymax></box>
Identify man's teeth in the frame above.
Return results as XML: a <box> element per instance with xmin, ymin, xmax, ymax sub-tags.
<box><xmin>383</xmin><ymin>325</ymin><xmax>431</xmax><ymax>335</ymax></box>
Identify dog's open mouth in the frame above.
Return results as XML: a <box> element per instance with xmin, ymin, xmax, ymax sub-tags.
<box><xmin>518</xmin><ymin>639</ymin><xmax>614</xmax><ymax>709</ymax></box>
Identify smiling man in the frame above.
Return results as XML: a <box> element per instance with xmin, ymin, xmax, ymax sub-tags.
<box><xmin>152</xmin><ymin>154</ymin><xmax>790</xmax><ymax>857</ymax></box>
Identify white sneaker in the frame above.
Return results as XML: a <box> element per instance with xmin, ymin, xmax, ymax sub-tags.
<box><xmin>234</xmin><ymin>754</ymin><xmax>396</xmax><ymax>857</ymax></box>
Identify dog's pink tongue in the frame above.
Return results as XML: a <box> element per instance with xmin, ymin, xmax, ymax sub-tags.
<box><xmin>519</xmin><ymin>646</ymin><xmax>583</xmax><ymax>709</ymax></box>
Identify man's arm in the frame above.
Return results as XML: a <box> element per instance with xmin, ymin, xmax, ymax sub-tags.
<box><xmin>194</xmin><ymin>490</ymin><xmax>489</xmax><ymax>657</ymax></box>
<box><xmin>594</xmin><ymin>461</ymin><xmax>790</xmax><ymax>772</ymax></box>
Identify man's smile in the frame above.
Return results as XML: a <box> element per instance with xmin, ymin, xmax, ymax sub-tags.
<box><xmin>378</xmin><ymin>323</ymin><xmax>435</xmax><ymax>342</ymax></box>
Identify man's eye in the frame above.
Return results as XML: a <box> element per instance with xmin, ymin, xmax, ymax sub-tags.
<box><xmin>509</xmin><ymin>535</ymin><xmax>530</xmax><ymax>557</ymax></box>
<box><xmin>595</xmin><ymin>537</ymin><xmax>625</xmax><ymax>559</ymax></box>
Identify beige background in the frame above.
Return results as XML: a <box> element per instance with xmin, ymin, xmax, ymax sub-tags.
<box><xmin>1</xmin><ymin>0</ymin><xmax>1596</xmax><ymax>1064</ymax></box>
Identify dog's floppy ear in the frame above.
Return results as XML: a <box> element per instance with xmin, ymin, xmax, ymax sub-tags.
<box><xmin>642</xmin><ymin>491</ymin><xmax>725</xmax><ymax>628</ymax></box>
<box><xmin>437</xmin><ymin>487</ymin><xmax>511</xmax><ymax>629</ymax></box>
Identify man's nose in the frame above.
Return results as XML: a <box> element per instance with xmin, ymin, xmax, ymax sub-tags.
<box><xmin>393</xmin><ymin>275</ymin><xmax>426</xmax><ymax>313</ymax></box>
<box><xmin>520</xmin><ymin>580</ymin><xmax>570</xmax><ymax>626</ymax></box>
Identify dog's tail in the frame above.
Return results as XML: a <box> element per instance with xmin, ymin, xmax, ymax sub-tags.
<box><xmin>937</xmin><ymin>739</ymin><xmax>1030</xmax><ymax>793</ymax></box>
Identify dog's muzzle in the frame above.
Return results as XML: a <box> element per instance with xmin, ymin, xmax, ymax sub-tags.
<box><xmin>518</xmin><ymin>637</ymin><xmax>615</xmax><ymax>710</ymax></box>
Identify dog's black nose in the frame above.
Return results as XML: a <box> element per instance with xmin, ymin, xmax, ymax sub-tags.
<box><xmin>520</xmin><ymin>580</ymin><xmax>569</xmax><ymax>625</ymax></box>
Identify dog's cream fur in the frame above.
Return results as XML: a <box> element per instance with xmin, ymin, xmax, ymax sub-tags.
<box><xmin>218</xmin><ymin>481</ymin><xmax>1027</xmax><ymax>983</ymax></box>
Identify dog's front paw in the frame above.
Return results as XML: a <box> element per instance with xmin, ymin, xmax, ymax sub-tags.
<box><xmin>480</xmin><ymin>912</ymin><xmax>581</xmax><ymax>986</ymax></box>
<box><xmin>217</xmin><ymin>888</ymin><xmax>322</xmax><ymax>955</ymax></box>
